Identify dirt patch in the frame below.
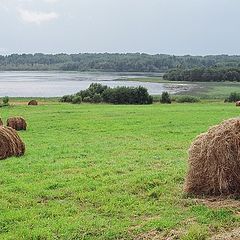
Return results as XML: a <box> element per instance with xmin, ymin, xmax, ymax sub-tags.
<box><xmin>134</xmin><ymin>229</ymin><xmax>181</xmax><ymax>240</ymax></box>
<box><xmin>193</xmin><ymin>197</ymin><xmax>240</xmax><ymax>209</ymax></box>
<box><xmin>211</xmin><ymin>228</ymin><xmax>240</xmax><ymax>240</ymax></box>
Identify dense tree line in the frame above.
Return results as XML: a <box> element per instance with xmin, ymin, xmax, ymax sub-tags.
<box><xmin>60</xmin><ymin>83</ymin><xmax>153</xmax><ymax>104</ymax></box>
<box><xmin>163</xmin><ymin>67</ymin><xmax>240</xmax><ymax>82</ymax></box>
<box><xmin>2</xmin><ymin>53</ymin><xmax>240</xmax><ymax>72</ymax></box>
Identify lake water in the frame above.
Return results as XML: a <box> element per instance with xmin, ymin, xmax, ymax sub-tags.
<box><xmin>0</xmin><ymin>71</ymin><xmax>193</xmax><ymax>97</ymax></box>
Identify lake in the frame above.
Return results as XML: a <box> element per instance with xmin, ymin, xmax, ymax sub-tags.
<box><xmin>0</xmin><ymin>71</ymin><xmax>193</xmax><ymax>97</ymax></box>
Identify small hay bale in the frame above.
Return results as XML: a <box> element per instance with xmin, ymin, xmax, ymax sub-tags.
<box><xmin>184</xmin><ymin>118</ymin><xmax>240</xmax><ymax>196</ymax></box>
<box><xmin>0</xmin><ymin>118</ymin><xmax>3</xmax><ymax>126</ymax></box>
<box><xmin>0</xmin><ymin>126</ymin><xmax>25</xmax><ymax>160</ymax></box>
<box><xmin>7</xmin><ymin>117</ymin><xmax>27</xmax><ymax>131</ymax></box>
<box><xmin>236</xmin><ymin>101</ymin><xmax>240</xmax><ymax>107</ymax></box>
<box><xmin>28</xmin><ymin>100</ymin><xmax>38</xmax><ymax>106</ymax></box>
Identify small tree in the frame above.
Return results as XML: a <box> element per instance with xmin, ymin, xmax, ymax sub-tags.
<box><xmin>160</xmin><ymin>92</ymin><xmax>171</xmax><ymax>104</ymax></box>
<box><xmin>92</xmin><ymin>93</ymin><xmax>102</xmax><ymax>103</ymax></box>
<box><xmin>72</xmin><ymin>96</ymin><xmax>82</xmax><ymax>104</ymax></box>
<box><xmin>2</xmin><ymin>96</ymin><xmax>9</xmax><ymax>106</ymax></box>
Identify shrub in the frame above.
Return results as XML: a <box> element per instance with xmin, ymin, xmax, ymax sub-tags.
<box><xmin>82</xmin><ymin>96</ymin><xmax>92</xmax><ymax>103</ymax></box>
<box><xmin>147</xmin><ymin>95</ymin><xmax>153</xmax><ymax>104</ymax></box>
<box><xmin>60</xmin><ymin>95</ymin><xmax>74</xmax><ymax>103</ymax></box>
<box><xmin>176</xmin><ymin>95</ymin><xmax>200</xmax><ymax>103</ymax></box>
<box><xmin>92</xmin><ymin>94</ymin><xmax>102</xmax><ymax>103</ymax></box>
<box><xmin>224</xmin><ymin>92</ymin><xmax>240</xmax><ymax>102</ymax></box>
<box><xmin>88</xmin><ymin>83</ymin><xmax>108</xmax><ymax>95</ymax></box>
<box><xmin>102</xmin><ymin>86</ymin><xmax>152</xmax><ymax>104</ymax></box>
<box><xmin>2</xmin><ymin>96</ymin><xmax>9</xmax><ymax>105</ymax></box>
<box><xmin>77</xmin><ymin>83</ymin><xmax>108</xmax><ymax>100</ymax></box>
<box><xmin>61</xmin><ymin>84</ymin><xmax>152</xmax><ymax>105</ymax></box>
<box><xmin>160</xmin><ymin>92</ymin><xmax>171</xmax><ymax>104</ymax></box>
<box><xmin>72</xmin><ymin>96</ymin><xmax>82</xmax><ymax>104</ymax></box>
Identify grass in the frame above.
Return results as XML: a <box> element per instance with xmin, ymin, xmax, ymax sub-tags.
<box><xmin>0</xmin><ymin>101</ymin><xmax>240</xmax><ymax>239</ymax></box>
<box><xmin>126</xmin><ymin>77</ymin><xmax>240</xmax><ymax>100</ymax></box>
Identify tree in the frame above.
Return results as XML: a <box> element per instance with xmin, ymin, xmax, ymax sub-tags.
<box><xmin>160</xmin><ymin>92</ymin><xmax>171</xmax><ymax>104</ymax></box>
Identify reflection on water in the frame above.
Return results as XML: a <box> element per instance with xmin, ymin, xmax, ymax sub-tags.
<box><xmin>0</xmin><ymin>71</ymin><xmax>193</xmax><ymax>97</ymax></box>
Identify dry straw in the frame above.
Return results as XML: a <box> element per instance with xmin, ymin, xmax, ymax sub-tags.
<box><xmin>7</xmin><ymin>117</ymin><xmax>27</xmax><ymax>131</ymax></box>
<box><xmin>0</xmin><ymin>126</ymin><xmax>25</xmax><ymax>160</ymax></box>
<box><xmin>184</xmin><ymin>118</ymin><xmax>240</xmax><ymax>196</ymax></box>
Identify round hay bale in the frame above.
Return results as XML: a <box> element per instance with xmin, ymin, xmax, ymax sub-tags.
<box><xmin>7</xmin><ymin>117</ymin><xmax>27</xmax><ymax>131</ymax></box>
<box><xmin>184</xmin><ymin>118</ymin><xmax>240</xmax><ymax>196</ymax></box>
<box><xmin>0</xmin><ymin>126</ymin><xmax>25</xmax><ymax>160</ymax></box>
<box><xmin>236</xmin><ymin>101</ymin><xmax>240</xmax><ymax>107</ymax></box>
<box><xmin>28</xmin><ymin>100</ymin><xmax>38</xmax><ymax>106</ymax></box>
<box><xmin>0</xmin><ymin>118</ymin><xmax>3</xmax><ymax>126</ymax></box>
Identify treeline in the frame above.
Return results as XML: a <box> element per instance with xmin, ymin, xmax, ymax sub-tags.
<box><xmin>2</xmin><ymin>53</ymin><xmax>240</xmax><ymax>72</ymax></box>
<box><xmin>163</xmin><ymin>67</ymin><xmax>240</xmax><ymax>82</ymax></box>
<box><xmin>60</xmin><ymin>83</ymin><xmax>153</xmax><ymax>104</ymax></box>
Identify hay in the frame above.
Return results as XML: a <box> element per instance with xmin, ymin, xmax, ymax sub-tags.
<box><xmin>28</xmin><ymin>100</ymin><xmax>38</xmax><ymax>106</ymax></box>
<box><xmin>184</xmin><ymin>118</ymin><xmax>240</xmax><ymax>196</ymax></box>
<box><xmin>0</xmin><ymin>118</ymin><xmax>3</xmax><ymax>126</ymax></box>
<box><xmin>236</xmin><ymin>101</ymin><xmax>240</xmax><ymax>107</ymax></box>
<box><xmin>0</xmin><ymin>126</ymin><xmax>25</xmax><ymax>160</ymax></box>
<box><xmin>7</xmin><ymin>117</ymin><xmax>27</xmax><ymax>131</ymax></box>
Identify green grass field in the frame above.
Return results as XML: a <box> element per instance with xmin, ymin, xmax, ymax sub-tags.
<box><xmin>0</xmin><ymin>102</ymin><xmax>240</xmax><ymax>239</ymax></box>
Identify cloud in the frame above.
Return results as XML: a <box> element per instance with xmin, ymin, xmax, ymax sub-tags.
<box><xmin>43</xmin><ymin>0</ymin><xmax>60</xmax><ymax>3</ymax></box>
<box><xmin>18</xmin><ymin>8</ymin><xmax>59</xmax><ymax>24</ymax></box>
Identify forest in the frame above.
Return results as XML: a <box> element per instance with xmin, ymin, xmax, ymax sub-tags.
<box><xmin>163</xmin><ymin>67</ymin><xmax>240</xmax><ymax>82</ymax></box>
<box><xmin>2</xmin><ymin>53</ymin><xmax>240</xmax><ymax>72</ymax></box>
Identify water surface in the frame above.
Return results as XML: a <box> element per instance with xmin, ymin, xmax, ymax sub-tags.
<box><xmin>0</xmin><ymin>71</ymin><xmax>193</xmax><ymax>97</ymax></box>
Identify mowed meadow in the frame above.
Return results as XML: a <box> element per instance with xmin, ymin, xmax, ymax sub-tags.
<box><xmin>0</xmin><ymin>102</ymin><xmax>240</xmax><ymax>239</ymax></box>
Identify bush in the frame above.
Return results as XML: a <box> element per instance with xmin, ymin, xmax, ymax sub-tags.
<box><xmin>224</xmin><ymin>92</ymin><xmax>240</xmax><ymax>102</ymax></box>
<box><xmin>88</xmin><ymin>83</ymin><xmax>108</xmax><ymax>95</ymax></box>
<box><xmin>82</xmin><ymin>96</ymin><xmax>92</xmax><ymax>103</ymax></box>
<box><xmin>102</xmin><ymin>86</ymin><xmax>152</xmax><ymax>104</ymax></box>
<box><xmin>147</xmin><ymin>95</ymin><xmax>153</xmax><ymax>104</ymax></box>
<box><xmin>92</xmin><ymin>94</ymin><xmax>102</xmax><ymax>103</ymax></box>
<box><xmin>2</xmin><ymin>96</ymin><xmax>9</xmax><ymax>105</ymax></box>
<box><xmin>60</xmin><ymin>95</ymin><xmax>74</xmax><ymax>103</ymax></box>
<box><xmin>77</xmin><ymin>83</ymin><xmax>108</xmax><ymax>100</ymax></box>
<box><xmin>72</xmin><ymin>96</ymin><xmax>82</xmax><ymax>104</ymax></box>
<box><xmin>176</xmin><ymin>95</ymin><xmax>200</xmax><ymax>103</ymax></box>
<box><xmin>60</xmin><ymin>84</ymin><xmax>153</xmax><ymax>105</ymax></box>
<box><xmin>160</xmin><ymin>92</ymin><xmax>171</xmax><ymax>104</ymax></box>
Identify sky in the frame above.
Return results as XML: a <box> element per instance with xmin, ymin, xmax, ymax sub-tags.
<box><xmin>0</xmin><ymin>0</ymin><xmax>239</xmax><ymax>56</ymax></box>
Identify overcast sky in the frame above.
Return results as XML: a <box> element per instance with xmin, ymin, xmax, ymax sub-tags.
<box><xmin>0</xmin><ymin>0</ymin><xmax>239</xmax><ymax>56</ymax></box>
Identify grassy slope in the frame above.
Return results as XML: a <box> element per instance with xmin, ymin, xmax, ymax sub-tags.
<box><xmin>0</xmin><ymin>102</ymin><xmax>239</xmax><ymax>239</ymax></box>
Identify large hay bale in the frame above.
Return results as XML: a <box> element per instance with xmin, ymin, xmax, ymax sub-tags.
<box><xmin>28</xmin><ymin>100</ymin><xmax>38</xmax><ymax>106</ymax></box>
<box><xmin>0</xmin><ymin>126</ymin><xmax>25</xmax><ymax>160</ymax></box>
<box><xmin>184</xmin><ymin>118</ymin><xmax>240</xmax><ymax>196</ymax></box>
<box><xmin>0</xmin><ymin>118</ymin><xmax>3</xmax><ymax>126</ymax></box>
<box><xmin>236</xmin><ymin>101</ymin><xmax>240</xmax><ymax>107</ymax></box>
<box><xmin>7</xmin><ymin>117</ymin><xmax>27</xmax><ymax>131</ymax></box>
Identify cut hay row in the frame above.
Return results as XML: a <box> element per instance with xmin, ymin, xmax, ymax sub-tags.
<box><xmin>0</xmin><ymin>126</ymin><xmax>25</xmax><ymax>160</ymax></box>
<box><xmin>7</xmin><ymin>117</ymin><xmax>27</xmax><ymax>131</ymax></box>
<box><xmin>185</xmin><ymin>118</ymin><xmax>240</xmax><ymax>196</ymax></box>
